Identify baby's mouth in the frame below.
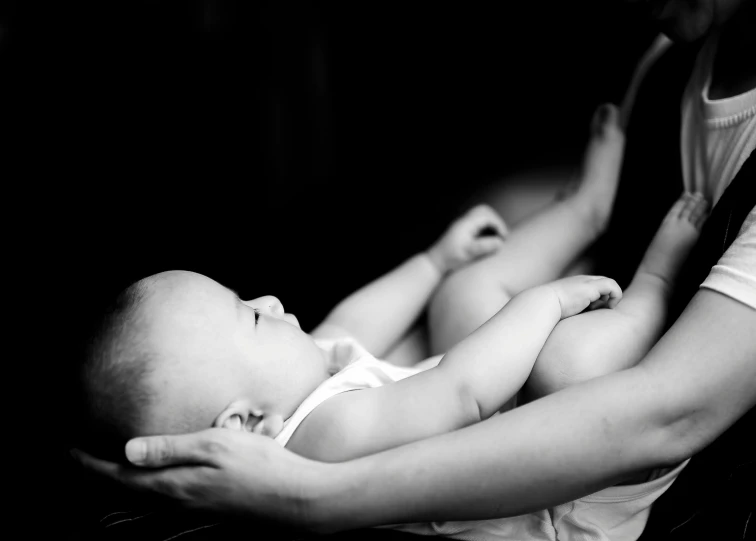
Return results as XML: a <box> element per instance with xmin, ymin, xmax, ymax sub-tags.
<box><xmin>284</xmin><ymin>313</ymin><xmax>301</xmax><ymax>329</ymax></box>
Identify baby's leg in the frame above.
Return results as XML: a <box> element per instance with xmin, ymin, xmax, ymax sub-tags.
<box><xmin>428</xmin><ymin>104</ymin><xmax>625</xmax><ymax>354</ymax></box>
<box><xmin>525</xmin><ymin>192</ymin><xmax>709</xmax><ymax>400</ymax></box>
<box><xmin>383</xmin><ymin>325</ymin><xmax>430</xmax><ymax>367</ymax></box>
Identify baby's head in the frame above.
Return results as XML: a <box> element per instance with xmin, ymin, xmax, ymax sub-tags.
<box><xmin>79</xmin><ymin>270</ymin><xmax>330</xmax><ymax>460</ymax></box>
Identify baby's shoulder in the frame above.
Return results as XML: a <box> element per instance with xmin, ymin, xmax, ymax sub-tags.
<box><xmin>281</xmin><ymin>356</ymin><xmax>427</xmax><ymax>461</ymax></box>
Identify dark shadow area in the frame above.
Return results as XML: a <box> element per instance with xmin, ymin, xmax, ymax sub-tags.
<box><xmin>3</xmin><ymin>1</ymin><xmax>659</xmax><ymax>537</ymax></box>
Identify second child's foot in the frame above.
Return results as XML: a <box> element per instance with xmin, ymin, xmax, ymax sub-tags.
<box><xmin>574</xmin><ymin>103</ymin><xmax>626</xmax><ymax>235</ymax></box>
<box><xmin>636</xmin><ymin>192</ymin><xmax>709</xmax><ymax>290</ymax></box>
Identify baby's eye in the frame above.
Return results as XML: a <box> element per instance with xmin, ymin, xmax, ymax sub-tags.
<box><xmin>253</xmin><ymin>309</ymin><xmax>260</xmax><ymax>324</ymax></box>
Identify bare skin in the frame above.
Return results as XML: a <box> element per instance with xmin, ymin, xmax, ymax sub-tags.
<box><xmin>526</xmin><ymin>191</ymin><xmax>710</xmax><ymax>400</ymax></box>
<box><xmin>71</xmin><ymin>2</ymin><xmax>756</xmax><ymax>530</ymax></box>
<box><xmin>428</xmin><ymin>103</ymin><xmax>626</xmax><ymax>355</ymax></box>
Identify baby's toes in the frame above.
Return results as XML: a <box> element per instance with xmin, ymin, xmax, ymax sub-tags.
<box><xmin>665</xmin><ymin>193</ymin><xmax>691</xmax><ymax>223</ymax></box>
<box><xmin>684</xmin><ymin>193</ymin><xmax>710</xmax><ymax>229</ymax></box>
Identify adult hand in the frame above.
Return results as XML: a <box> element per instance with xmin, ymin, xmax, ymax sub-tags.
<box><xmin>71</xmin><ymin>428</ymin><xmax>332</xmax><ymax>530</ymax></box>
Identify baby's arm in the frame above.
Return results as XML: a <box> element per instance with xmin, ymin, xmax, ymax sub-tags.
<box><xmin>311</xmin><ymin>205</ymin><xmax>507</xmax><ymax>357</ymax></box>
<box><xmin>287</xmin><ymin>276</ymin><xmax>622</xmax><ymax>462</ymax></box>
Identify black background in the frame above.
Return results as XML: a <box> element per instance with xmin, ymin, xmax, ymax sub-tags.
<box><xmin>2</xmin><ymin>1</ymin><xmax>658</xmax><ymax>536</ymax></box>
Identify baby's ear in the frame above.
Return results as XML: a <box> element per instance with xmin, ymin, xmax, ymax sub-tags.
<box><xmin>213</xmin><ymin>401</ymin><xmax>284</xmax><ymax>438</ymax></box>
<box><xmin>214</xmin><ymin>400</ymin><xmax>259</xmax><ymax>432</ymax></box>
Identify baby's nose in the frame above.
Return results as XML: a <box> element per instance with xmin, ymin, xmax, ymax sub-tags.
<box><xmin>258</xmin><ymin>296</ymin><xmax>285</xmax><ymax>316</ymax></box>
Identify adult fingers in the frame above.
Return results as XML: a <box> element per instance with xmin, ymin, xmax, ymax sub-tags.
<box><xmin>70</xmin><ymin>448</ymin><xmax>171</xmax><ymax>495</ymax></box>
<box><xmin>124</xmin><ymin>429</ymin><xmax>232</xmax><ymax>467</ymax></box>
<box><xmin>71</xmin><ymin>446</ymin><xmax>216</xmax><ymax>501</ymax></box>
<box><xmin>71</xmin><ymin>448</ymin><xmax>131</xmax><ymax>480</ymax></box>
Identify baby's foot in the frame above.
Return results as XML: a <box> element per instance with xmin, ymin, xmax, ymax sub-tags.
<box><xmin>574</xmin><ymin>103</ymin><xmax>625</xmax><ymax>234</ymax></box>
<box><xmin>635</xmin><ymin>192</ymin><xmax>709</xmax><ymax>290</ymax></box>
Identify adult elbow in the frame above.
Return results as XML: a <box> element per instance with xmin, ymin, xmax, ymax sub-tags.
<box><xmin>634</xmin><ymin>367</ymin><xmax>723</xmax><ymax>468</ymax></box>
<box><xmin>651</xmin><ymin>412</ymin><xmax>704</xmax><ymax>467</ymax></box>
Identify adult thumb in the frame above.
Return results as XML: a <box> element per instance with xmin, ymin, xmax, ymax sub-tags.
<box><xmin>126</xmin><ymin>430</ymin><xmax>224</xmax><ymax>467</ymax></box>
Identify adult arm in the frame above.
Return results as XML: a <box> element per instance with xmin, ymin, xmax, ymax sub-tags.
<box><xmin>306</xmin><ymin>289</ymin><xmax>756</xmax><ymax>529</ymax></box>
<box><xmin>74</xmin><ymin>288</ymin><xmax>756</xmax><ymax>531</ymax></box>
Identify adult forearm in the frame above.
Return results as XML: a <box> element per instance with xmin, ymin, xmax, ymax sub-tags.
<box><xmin>309</xmin><ymin>290</ymin><xmax>756</xmax><ymax>531</ymax></box>
<box><xmin>84</xmin><ymin>291</ymin><xmax>753</xmax><ymax>533</ymax></box>
<box><xmin>634</xmin><ymin>290</ymin><xmax>756</xmax><ymax>455</ymax></box>
<box><xmin>76</xmin><ymin>368</ymin><xmax>666</xmax><ymax>533</ymax></box>
<box><xmin>309</xmin><ymin>366</ymin><xmax>665</xmax><ymax>531</ymax></box>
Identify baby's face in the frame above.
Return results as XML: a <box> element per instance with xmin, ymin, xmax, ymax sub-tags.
<box><xmin>139</xmin><ymin>270</ymin><xmax>329</xmax><ymax>436</ymax></box>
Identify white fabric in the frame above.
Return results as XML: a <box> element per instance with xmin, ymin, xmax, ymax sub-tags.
<box><xmin>700</xmin><ymin>207</ymin><xmax>756</xmax><ymax>309</ymax></box>
<box><xmin>272</xmin><ymin>39</ymin><xmax>755</xmax><ymax>539</ymax></box>
<box><xmin>677</xmin><ymin>32</ymin><xmax>756</xmax><ymax>310</ymax></box>
<box><xmin>275</xmin><ymin>337</ymin><xmax>442</xmax><ymax>447</ymax></box>
<box><xmin>393</xmin><ymin>460</ymin><xmax>688</xmax><ymax>541</ymax></box>
<box><xmin>680</xmin><ymin>32</ymin><xmax>756</xmax><ymax>207</ymax></box>
<box><xmin>277</xmin><ymin>337</ymin><xmax>688</xmax><ymax>541</ymax></box>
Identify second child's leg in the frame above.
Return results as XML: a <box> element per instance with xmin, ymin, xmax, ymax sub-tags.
<box><xmin>524</xmin><ymin>192</ymin><xmax>709</xmax><ymax>400</ymax></box>
<box><xmin>428</xmin><ymin>104</ymin><xmax>625</xmax><ymax>354</ymax></box>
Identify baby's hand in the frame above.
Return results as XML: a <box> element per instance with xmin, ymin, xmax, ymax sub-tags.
<box><xmin>427</xmin><ymin>204</ymin><xmax>508</xmax><ymax>274</ymax></box>
<box><xmin>546</xmin><ymin>275</ymin><xmax>622</xmax><ymax>319</ymax></box>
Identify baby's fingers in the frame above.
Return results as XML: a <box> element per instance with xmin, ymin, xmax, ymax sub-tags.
<box><xmin>588</xmin><ymin>294</ymin><xmax>614</xmax><ymax>311</ymax></box>
<box><xmin>589</xmin><ymin>276</ymin><xmax>622</xmax><ymax>309</ymax></box>
<box><xmin>467</xmin><ymin>236</ymin><xmax>506</xmax><ymax>259</ymax></box>
<box><xmin>466</xmin><ymin>204</ymin><xmax>509</xmax><ymax>239</ymax></box>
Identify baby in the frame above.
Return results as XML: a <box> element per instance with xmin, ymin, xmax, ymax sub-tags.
<box><xmin>80</xmin><ymin>231</ymin><xmax>623</xmax><ymax>448</ymax></box>
<box><xmin>78</xmin><ymin>103</ymin><xmax>629</xmax><ymax>454</ymax></box>
<box><xmin>79</xmin><ymin>104</ymin><xmax>710</xmax><ymax>540</ymax></box>
<box><xmin>80</xmin><ymin>195</ymin><xmax>706</xmax><ymax>453</ymax></box>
